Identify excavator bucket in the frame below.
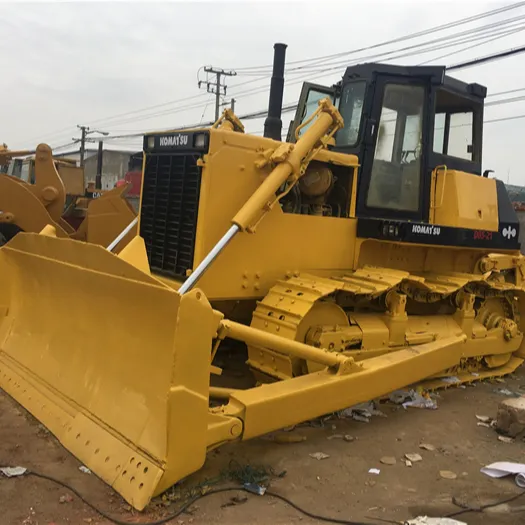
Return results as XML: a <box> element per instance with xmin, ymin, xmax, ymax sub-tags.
<box><xmin>0</xmin><ymin>233</ymin><xmax>219</xmax><ymax>510</ymax></box>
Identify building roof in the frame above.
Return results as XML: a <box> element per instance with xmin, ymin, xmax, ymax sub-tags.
<box><xmin>53</xmin><ymin>147</ymin><xmax>139</xmax><ymax>158</ymax></box>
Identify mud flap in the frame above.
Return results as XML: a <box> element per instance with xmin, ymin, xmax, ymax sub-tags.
<box><xmin>0</xmin><ymin>234</ymin><xmax>218</xmax><ymax>510</ymax></box>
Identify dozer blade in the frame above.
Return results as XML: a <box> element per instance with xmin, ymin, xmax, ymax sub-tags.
<box><xmin>0</xmin><ymin>233</ymin><xmax>219</xmax><ymax>510</ymax></box>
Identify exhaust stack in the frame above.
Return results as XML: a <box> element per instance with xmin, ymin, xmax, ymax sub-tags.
<box><xmin>263</xmin><ymin>43</ymin><xmax>287</xmax><ymax>141</ymax></box>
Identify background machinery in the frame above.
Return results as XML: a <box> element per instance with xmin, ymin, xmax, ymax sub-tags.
<box><xmin>0</xmin><ymin>143</ymin><xmax>137</xmax><ymax>249</ymax></box>
<box><xmin>1</xmin><ymin>44</ymin><xmax>524</xmax><ymax>511</ymax></box>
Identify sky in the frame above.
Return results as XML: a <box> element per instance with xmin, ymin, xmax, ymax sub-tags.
<box><xmin>2</xmin><ymin>0</ymin><xmax>525</xmax><ymax>183</ymax></box>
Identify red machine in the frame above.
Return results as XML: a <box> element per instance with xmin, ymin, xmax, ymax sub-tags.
<box><xmin>122</xmin><ymin>170</ymin><xmax>142</xmax><ymax>196</ymax></box>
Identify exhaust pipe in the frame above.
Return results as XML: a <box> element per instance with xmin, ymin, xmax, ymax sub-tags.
<box><xmin>263</xmin><ymin>43</ymin><xmax>287</xmax><ymax>141</ymax></box>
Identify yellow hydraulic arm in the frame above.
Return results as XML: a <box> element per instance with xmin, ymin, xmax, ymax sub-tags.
<box><xmin>178</xmin><ymin>98</ymin><xmax>343</xmax><ymax>294</ymax></box>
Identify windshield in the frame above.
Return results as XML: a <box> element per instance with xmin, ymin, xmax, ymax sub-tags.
<box><xmin>336</xmin><ymin>81</ymin><xmax>366</xmax><ymax>147</ymax></box>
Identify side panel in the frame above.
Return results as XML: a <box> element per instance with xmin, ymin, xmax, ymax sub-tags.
<box><xmin>496</xmin><ymin>178</ymin><xmax>520</xmax><ymax>244</ymax></box>
<box><xmin>193</xmin><ymin>131</ymin><xmax>357</xmax><ymax>301</ymax></box>
<box><xmin>432</xmin><ymin>170</ymin><xmax>498</xmax><ymax>231</ymax></box>
<box><xmin>145</xmin><ymin>129</ymin><xmax>520</xmax><ymax>300</ymax></box>
<box><xmin>357</xmin><ymin>217</ymin><xmax>520</xmax><ymax>252</ymax></box>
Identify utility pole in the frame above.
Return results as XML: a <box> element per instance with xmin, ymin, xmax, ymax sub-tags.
<box><xmin>220</xmin><ymin>98</ymin><xmax>236</xmax><ymax>112</ymax></box>
<box><xmin>198</xmin><ymin>67</ymin><xmax>236</xmax><ymax>121</ymax></box>
<box><xmin>78</xmin><ymin>125</ymin><xmax>88</xmax><ymax>167</ymax></box>
<box><xmin>95</xmin><ymin>141</ymin><xmax>103</xmax><ymax>190</ymax></box>
<box><xmin>73</xmin><ymin>125</ymin><xmax>109</xmax><ymax>167</ymax></box>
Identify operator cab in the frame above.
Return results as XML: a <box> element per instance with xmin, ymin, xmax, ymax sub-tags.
<box><xmin>289</xmin><ymin>63</ymin><xmax>486</xmax><ymax>223</ymax></box>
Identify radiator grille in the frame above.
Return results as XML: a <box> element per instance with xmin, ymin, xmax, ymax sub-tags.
<box><xmin>140</xmin><ymin>153</ymin><xmax>201</xmax><ymax>278</ymax></box>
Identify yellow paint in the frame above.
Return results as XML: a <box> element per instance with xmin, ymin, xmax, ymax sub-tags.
<box><xmin>118</xmin><ymin>236</ymin><xmax>151</xmax><ymax>275</ymax></box>
<box><xmin>0</xmin><ymin>233</ymin><xmax>220</xmax><ymax>510</ymax></box>
<box><xmin>2</xmin><ymin>98</ymin><xmax>525</xmax><ymax>515</ymax></box>
<box><xmin>431</xmin><ymin>167</ymin><xmax>498</xmax><ymax>231</ymax></box>
<box><xmin>0</xmin><ymin>143</ymin><xmax>136</xmax><ymax>250</ymax></box>
<box><xmin>75</xmin><ymin>185</ymin><xmax>137</xmax><ymax>251</ymax></box>
<box><xmin>157</xmin><ymin>118</ymin><xmax>360</xmax><ymax>301</ymax></box>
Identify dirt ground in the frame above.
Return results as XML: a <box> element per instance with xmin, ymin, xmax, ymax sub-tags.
<box><xmin>1</xmin><ymin>370</ymin><xmax>525</xmax><ymax>525</ymax></box>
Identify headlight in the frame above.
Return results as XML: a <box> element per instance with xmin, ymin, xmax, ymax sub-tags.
<box><xmin>147</xmin><ymin>136</ymin><xmax>155</xmax><ymax>150</ymax></box>
<box><xmin>194</xmin><ymin>133</ymin><xmax>206</xmax><ymax>148</ymax></box>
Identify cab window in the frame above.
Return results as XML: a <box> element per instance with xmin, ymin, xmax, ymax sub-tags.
<box><xmin>366</xmin><ymin>84</ymin><xmax>425</xmax><ymax>212</ymax></box>
<box><xmin>336</xmin><ymin>81</ymin><xmax>366</xmax><ymax>147</ymax></box>
<box><xmin>296</xmin><ymin>89</ymin><xmax>334</xmax><ymax>138</ymax></box>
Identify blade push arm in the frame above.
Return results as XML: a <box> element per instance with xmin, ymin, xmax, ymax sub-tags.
<box><xmin>209</xmin><ymin>334</ymin><xmax>467</xmax><ymax>443</ymax></box>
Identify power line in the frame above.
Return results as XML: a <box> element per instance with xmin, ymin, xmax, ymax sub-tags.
<box><xmin>52</xmin><ymin>141</ymin><xmax>78</xmax><ymax>152</ymax></box>
<box><xmin>104</xmin><ymin>17</ymin><xmax>525</xmax><ymax>131</ymax></box>
<box><xmin>231</xmin><ymin>1</ymin><xmax>525</xmax><ymax>72</ymax></box>
<box><xmin>485</xmin><ymin>112</ymin><xmax>525</xmax><ymax>124</ymax></box>
<box><xmin>486</xmin><ymin>94</ymin><xmax>525</xmax><ymax>106</ymax></box>
<box><xmin>97</xmin><ymin>90</ymin><xmax>525</xmax><ymax>144</ymax></box>
<box><xmin>97</xmin><ymin>88</ymin><xmax>525</xmax><ymax>142</ymax></box>
<box><xmin>448</xmin><ymin>43</ymin><xmax>525</xmax><ymax>70</ymax></box>
<box><xmin>488</xmin><ymin>87</ymin><xmax>525</xmax><ymax>97</ymax></box>
<box><xmin>25</xmin><ymin>3</ymin><xmax>525</xmax><ymax>149</ymax></box>
<box><xmin>199</xmin><ymin>95</ymin><xmax>214</xmax><ymax>125</ymax></box>
<box><xmin>31</xmin><ymin>2</ymin><xmax>525</xmax><ymax>145</ymax></box>
<box><xmin>98</xmin><ymin>39</ymin><xmax>525</xmax><ymax>143</ymax></box>
<box><xmin>72</xmin><ymin>125</ymin><xmax>109</xmax><ymax>167</ymax></box>
<box><xmin>417</xmin><ymin>24</ymin><xmax>525</xmax><ymax>65</ymax></box>
<box><xmin>274</xmin><ymin>17</ymin><xmax>525</xmax><ymax>75</ymax></box>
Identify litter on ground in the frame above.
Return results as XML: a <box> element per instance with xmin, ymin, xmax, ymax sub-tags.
<box><xmin>0</xmin><ymin>466</ymin><xmax>27</xmax><ymax>477</ymax></box>
<box><xmin>481</xmin><ymin>461</ymin><xmax>525</xmax><ymax>487</ymax></box>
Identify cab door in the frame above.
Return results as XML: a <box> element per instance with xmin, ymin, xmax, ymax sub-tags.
<box><xmin>355</xmin><ymin>75</ymin><xmax>430</xmax><ymax>222</ymax></box>
<box><xmin>287</xmin><ymin>82</ymin><xmax>336</xmax><ymax>142</ymax></box>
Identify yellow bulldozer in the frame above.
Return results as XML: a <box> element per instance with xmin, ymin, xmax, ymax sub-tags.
<box><xmin>0</xmin><ymin>143</ymin><xmax>137</xmax><ymax>250</ymax></box>
<box><xmin>1</xmin><ymin>43</ymin><xmax>524</xmax><ymax>511</ymax></box>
